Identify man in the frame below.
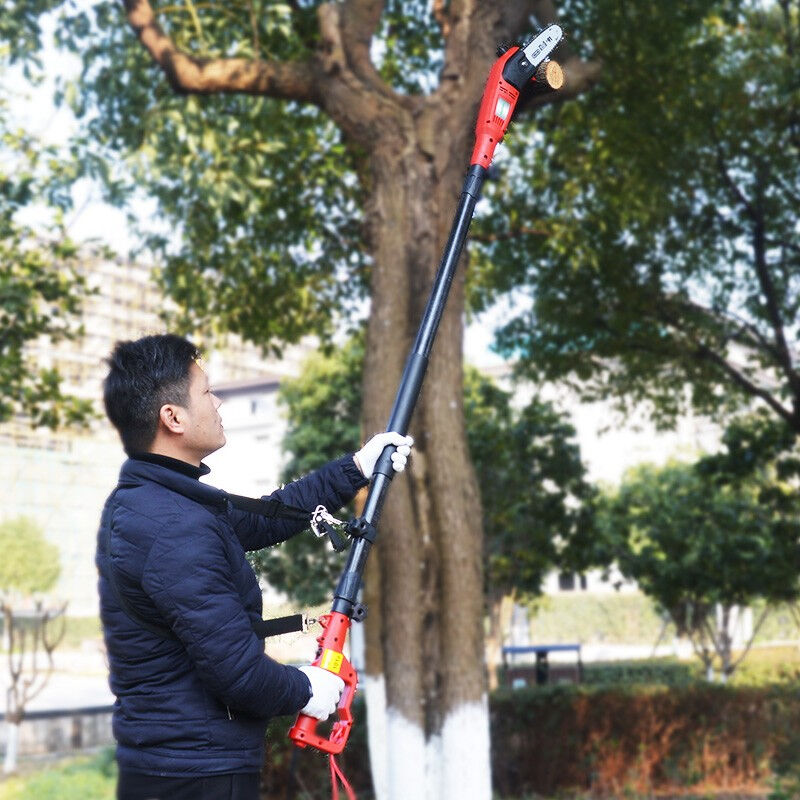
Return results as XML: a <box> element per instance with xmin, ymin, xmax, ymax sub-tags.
<box><xmin>96</xmin><ymin>334</ymin><xmax>412</xmax><ymax>800</ymax></box>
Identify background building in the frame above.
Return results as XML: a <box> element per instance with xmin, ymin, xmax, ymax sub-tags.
<box><xmin>1</xmin><ymin>255</ymin><xmax>310</xmax><ymax>614</ymax></box>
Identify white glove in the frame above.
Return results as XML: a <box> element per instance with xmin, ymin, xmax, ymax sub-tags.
<box><xmin>298</xmin><ymin>665</ymin><xmax>345</xmax><ymax>720</ymax></box>
<box><xmin>354</xmin><ymin>432</ymin><xmax>414</xmax><ymax>477</ymax></box>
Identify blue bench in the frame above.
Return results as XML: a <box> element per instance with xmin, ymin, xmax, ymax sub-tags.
<box><xmin>502</xmin><ymin>644</ymin><xmax>582</xmax><ymax>687</ymax></box>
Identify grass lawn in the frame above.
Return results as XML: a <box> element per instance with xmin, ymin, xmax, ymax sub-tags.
<box><xmin>0</xmin><ymin>750</ymin><xmax>116</xmax><ymax>800</ymax></box>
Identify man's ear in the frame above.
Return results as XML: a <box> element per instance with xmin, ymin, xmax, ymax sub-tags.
<box><xmin>159</xmin><ymin>403</ymin><xmax>186</xmax><ymax>435</ymax></box>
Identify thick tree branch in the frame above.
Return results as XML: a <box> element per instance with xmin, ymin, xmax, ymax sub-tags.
<box><xmin>652</xmin><ymin>301</ymin><xmax>796</xmax><ymax>427</ymax></box>
<box><xmin>524</xmin><ymin>55</ymin><xmax>603</xmax><ymax>108</ymax></box>
<box><xmin>339</xmin><ymin>0</ymin><xmax>394</xmax><ymax>96</ymax></box>
<box><xmin>692</xmin><ymin>339</ymin><xmax>794</xmax><ymax>427</ymax></box>
<box><xmin>122</xmin><ymin>0</ymin><xmax>317</xmax><ymax>100</ymax></box>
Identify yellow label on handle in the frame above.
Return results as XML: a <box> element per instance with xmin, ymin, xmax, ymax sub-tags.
<box><xmin>320</xmin><ymin>649</ymin><xmax>344</xmax><ymax>674</ymax></box>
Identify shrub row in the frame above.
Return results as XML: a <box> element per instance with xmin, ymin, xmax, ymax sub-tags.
<box><xmin>492</xmin><ymin>683</ymin><xmax>800</xmax><ymax>798</ymax></box>
<box><xmin>581</xmin><ymin>658</ymin><xmax>696</xmax><ymax>687</ymax></box>
<box><xmin>260</xmin><ymin>683</ymin><xmax>800</xmax><ymax>799</ymax></box>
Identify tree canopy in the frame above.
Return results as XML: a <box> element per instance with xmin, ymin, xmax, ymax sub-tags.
<box><xmin>471</xmin><ymin>0</ymin><xmax>800</xmax><ymax>433</ymax></box>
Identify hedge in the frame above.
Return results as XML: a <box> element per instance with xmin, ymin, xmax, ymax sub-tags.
<box><xmin>261</xmin><ymin>683</ymin><xmax>800</xmax><ymax>799</ymax></box>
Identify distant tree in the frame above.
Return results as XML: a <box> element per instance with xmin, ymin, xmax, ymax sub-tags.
<box><xmin>0</xmin><ymin>516</ymin><xmax>61</xmax><ymax>597</ymax></box>
<box><xmin>593</xmin><ymin>412</ymin><xmax>800</xmax><ymax>681</ymax></box>
<box><xmin>251</xmin><ymin>337</ymin><xmax>364</xmax><ymax>608</ymax></box>
<box><xmin>463</xmin><ymin>368</ymin><xmax>595</xmax><ymax>685</ymax></box>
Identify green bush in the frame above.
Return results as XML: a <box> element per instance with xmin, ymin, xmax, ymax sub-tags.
<box><xmin>582</xmin><ymin>657</ymin><xmax>697</xmax><ymax>687</ymax></box>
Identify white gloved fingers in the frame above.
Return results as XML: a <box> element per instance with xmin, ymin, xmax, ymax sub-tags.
<box><xmin>298</xmin><ymin>665</ymin><xmax>345</xmax><ymax>720</ymax></box>
<box><xmin>355</xmin><ymin>432</ymin><xmax>415</xmax><ymax>477</ymax></box>
<box><xmin>391</xmin><ymin>448</ymin><xmax>409</xmax><ymax>472</ymax></box>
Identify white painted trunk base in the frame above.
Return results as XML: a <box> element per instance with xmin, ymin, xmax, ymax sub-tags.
<box><xmin>363</xmin><ymin>675</ymin><xmax>388</xmax><ymax>800</ymax></box>
<box><xmin>439</xmin><ymin>697</ymin><xmax>492</xmax><ymax>800</ymax></box>
<box><xmin>3</xmin><ymin>722</ymin><xmax>19</xmax><ymax>774</ymax></box>
<box><xmin>364</xmin><ymin>679</ymin><xmax>492</xmax><ymax>800</ymax></box>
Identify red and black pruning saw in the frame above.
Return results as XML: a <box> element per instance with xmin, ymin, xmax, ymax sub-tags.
<box><xmin>288</xmin><ymin>22</ymin><xmax>565</xmax><ymax>790</ymax></box>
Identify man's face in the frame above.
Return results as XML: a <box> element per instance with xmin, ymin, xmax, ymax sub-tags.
<box><xmin>181</xmin><ymin>360</ymin><xmax>226</xmax><ymax>461</ymax></box>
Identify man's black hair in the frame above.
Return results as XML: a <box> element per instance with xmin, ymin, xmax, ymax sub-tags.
<box><xmin>103</xmin><ymin>334</ymin><xmax>201</xmax><ymax>454</ymax></box>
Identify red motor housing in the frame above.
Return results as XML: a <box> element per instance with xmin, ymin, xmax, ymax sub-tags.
<box><xmin>470</xmin><ymin>47</ymin><xmax>521</xmax><ymax>167</ymax></box>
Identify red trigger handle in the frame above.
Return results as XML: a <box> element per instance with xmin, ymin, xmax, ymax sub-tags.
<box><xmin>288</xmin><ymin>612</ymin><xmax>357</xmax><ymax>755</ymax></box>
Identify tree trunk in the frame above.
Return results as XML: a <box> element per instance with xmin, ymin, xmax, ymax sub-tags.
<box><xmin>2</xmin><ymin>721</ymin><xmax>20</xmax><ymax>775</ymax></box>
<box><xmin>358</xmin><ymin>114</ymin><xmax>490</xmax><ymax>797</ymax></box>
<box><xmin>486</xmin><ymin>594</ymin><xmax>516</xmax><ymax>691</ymax></box>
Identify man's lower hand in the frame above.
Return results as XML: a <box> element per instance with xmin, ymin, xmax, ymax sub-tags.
<box><xmin>298</xmin><ymin>666</ymin><xmax>345</xmax><ymax>720</ymax></box>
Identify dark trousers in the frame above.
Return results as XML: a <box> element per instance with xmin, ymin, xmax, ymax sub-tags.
<box><xmin>117</xmin><ymin>770</ymin><xmax>260</xmax><ymax>800</ymax></box>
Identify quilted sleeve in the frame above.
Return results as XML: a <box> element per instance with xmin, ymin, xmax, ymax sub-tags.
<box><xmin>141</xmin><ymin>514</ymin><xmax>311</xmax><ymax>718</ymax></box>
<box><xmin>230</xmin><ymin>454</ymin><xmax>369</xmax><ymax>551</ymax></box>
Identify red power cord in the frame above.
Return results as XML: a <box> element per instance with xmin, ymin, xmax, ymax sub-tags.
<box><xmin>329</xmin><ymin>753</ymin><xmax>356</xmax><ymax>800</ymax></box>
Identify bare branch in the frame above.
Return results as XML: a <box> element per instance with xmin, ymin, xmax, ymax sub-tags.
<box><xmin>656</xmin><ymin>299</ymin><xmax>797</xmax><ymax>429</ymax></box>
<box><xmin>122</xmin><ymin>0</ymin><xmax>317</xmax><ymax>100</ymax></box>
<box><xmin>338</xmin><ymin>0</ymin><xmax>394</xmax><ymax>96</ymax></box>
<box><xmin>775</xmin><ymin>172</ymin><xmax>800</xmax><ymax>207</ymax></box>
<box><xmin>669</xmin><ymin>292</ymin><xmax>782</xmax><ymax>365</ymax></box>
<box><xmin>712</xmin><ymin>136</ymin><xmax>757</xmax><ymax>222</ymax></box>
<box><xmin>692</xmin><ymin>338</ymin><xmax>795</xmax><ymax>427</ymax></box>
<box><xmin>432</xmin><ymin>0</ymin><xmax>451</xmax><ymax>38</ymax></box>
<box><xmin>728</xmin><ymin>605</ymin><xmax>771</xmax><ymax>673</ymax></box>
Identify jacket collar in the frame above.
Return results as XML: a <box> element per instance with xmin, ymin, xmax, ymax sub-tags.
<box><xmin>117</xmin><ymin>457</ymin><xmax>227</xmax><ymax>511</ymax></box>
<box><xmin>130</xmin><ymin>451</ymin><xmax>210</xmax><ymax>480</ymax></box>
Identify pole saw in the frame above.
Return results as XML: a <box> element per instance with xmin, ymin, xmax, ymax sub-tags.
<box><xmin>288</xmin><ymin>22</ymin><xmax>565</xmax><ymax>792</ymax></box>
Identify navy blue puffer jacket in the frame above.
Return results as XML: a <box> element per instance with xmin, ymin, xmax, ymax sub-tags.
<box><xmin>95</xmin><ymin>454</ymin><xmax>367</xmax><ymax>776</ymax></box>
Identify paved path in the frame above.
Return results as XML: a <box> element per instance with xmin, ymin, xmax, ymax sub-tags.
<box><xmin>0</xmin><ymin>646</ymin><xmax>114</xmax><ymax>714</ymax></box>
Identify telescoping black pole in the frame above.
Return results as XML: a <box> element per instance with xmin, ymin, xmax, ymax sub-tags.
<box><xmin>331</xmin><ymin>163</ymin><xmax>487</xmax><ymax>617</ymax></box>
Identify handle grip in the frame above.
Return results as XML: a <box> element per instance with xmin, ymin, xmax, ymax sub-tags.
<box><xmin>289</xmin><ymin>612</ymin><xmax>358</xmax><ymax>755</ymax></box>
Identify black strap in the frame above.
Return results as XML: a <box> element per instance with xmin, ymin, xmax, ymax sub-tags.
<box><xmin>251</xmin><ymin>614</ymin><xmax>306</xmax><ymax>638</ymax></box>
<box><xmin>225</xmin><ymin>492</ymin><xmax>311</xmax><ymax>522</ymax></box>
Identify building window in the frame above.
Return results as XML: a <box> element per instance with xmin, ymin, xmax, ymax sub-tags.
<box><xmin>558</xmin><ymin>572</ymin><xmax>587</xmax><ymax>591</ymax></box>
